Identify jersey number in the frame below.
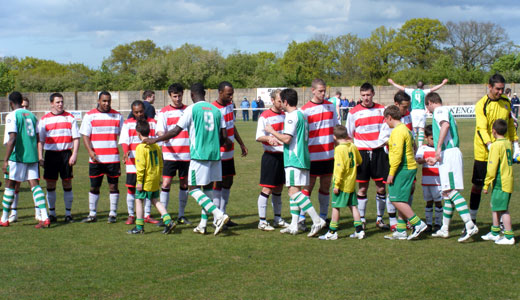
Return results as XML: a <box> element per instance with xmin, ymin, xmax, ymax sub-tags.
<box><xmin>348</xmin><ymin>152</ymin><xmax>354</xmax><ymax>168</ymax></box>
<box><xmin>204</xmin><ymin>112</ymin><xmax>214</xmax><ymax>131</ymax></box>
<box><xmin>506</xmin><ymin>149</ymin><xmax>513</xmax><ymax>166</ymax></box>
<box><xmin>25</xmin><ymin>118</ymin><xmax>35</xmax><ymax>137</ymax></box>
<box><xmin>149</xmin><ymin>150</ymin><xmax>159</xmax><ymax>167</ymax></box>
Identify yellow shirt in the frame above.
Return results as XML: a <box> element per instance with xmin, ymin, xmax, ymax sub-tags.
<box><xmin>474</xmin><ymin>95</ymin><xmax>517</xmax><ymax>161</ymax></box>
<box><xmin>484</xmin><ymin>138</ymin><xmax>513</xmax><ymax>193</ymax></box>
<box><xmin>388</xmin><ymin>123</ymin><xmax>417</xmax><ymax>176</ymax></box>
<box><xmin>135</xmin><ymin>143</ymin><xmax>163</xmax><ymax>192</ymax></box>
<box><xmin>333</xmin><ymin>141</ymin><xmax>362</xmax><ymax>193</ymax></box>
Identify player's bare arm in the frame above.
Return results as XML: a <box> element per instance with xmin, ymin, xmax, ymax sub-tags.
<box><xmin>145</xmin><ymin>125</ymin><xmax>182</xmax><ymax>144</ymax></box>
<box><xmin>3</xmin><ymin>133</ymin><xmax>16</xmax><ymax>174</ymax></box>
<box><xmin>434</xmin><ymin>121</ymin><xmax>450</xmax><ymax>163</ymax></box>
<box><xmin>265</xmin><ymin>124</ymin><xmax>292</xmax><ymax>144</ymax></box>
<box><xmin>82</xmin><ymin>134</ymin><xmax>99</xmax><ymax>163</ymax></box>
<box><xmin>387</xmin><ymin>78</ymin><xmax>405</xmax><ymax>91</ymax></box>
<box><xmin>430</xmin><ymin>79</ymin><xmax>449</xmax><ymax>92</ymax></box>
<box><xmin>69</xmin><ymin>138</ymin><xmax>79</xmax><ymax>166</ymax></box>
<box><xmin>234</xmin><ymin>127</ymin><xmax>248</xmax><ymax>157</ymax></box>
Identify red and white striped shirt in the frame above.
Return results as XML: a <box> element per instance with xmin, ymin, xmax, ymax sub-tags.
<box><xmin>415</xmin><ymin>144</ymin><xmax>440</xmax><ymax>186</ymax></box>
<box><xmin>38</xmin><ymin>111</ymin><xmax>79</xmax><ymax>151</ymax></box>
<box><xmin>79</xmin><ymin>108</ymin><xmax>123</xmax><ymax>164</ymax></box>
<box><xmin>346</xmin><ymin>103</ymin><xmax>386</xmax><ymax>150</ymax></box>
<box><xmin>212</xmin><ymin>101</ymin><xmax>235</xmax><ymax>160</ymax></box>
<box><xmin>256</xmin><ymin>109</ymin><xmax>285</xmax><ymax>153</ymax></box>
<box><xmin>156</xmin><ymin>105</ymin><xmax>190</xmax><ymax>161</ymax></box>
<box><xmin>378</xmin><ymin>110</ymin><xmax>413</xmax><ymax>145</ymax></box>
<box><xmin>301</xmin><ymin>100</ymin><xmax>339</xmax><ymax>161</ymax></box>
<box><xmin>119</xmin><ymin>117</ymin><xmax>157</xmax><ymax>173</ymax></box>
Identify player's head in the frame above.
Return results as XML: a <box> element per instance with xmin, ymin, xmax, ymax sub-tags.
<box><xmin>335</xmin><ymin>91</ymin><xmax>341</xmax><ymax>97</ymax></box>
<box><xmin>311</xmin><ymin>78</ymin><xmax>326</xmax><ymax>102</ymax></box>
<box><xmin>492</xmin><ymin>118</ymin><xmax>508</xmax><ymax>137</ymax></box>
<box><xmin>168</xmin><ymin>83</ymin><xmax>184</xmax><ymax>108</ymax></box>
<box><xmin>8</xmin><ymin>91</ymin><xmax>23</xmax><ymax>109</ymax></box>
<box><xmin>50</xmin><ymin>92</ymin><xmax>64</xmax><ymax>113</ymax></box>
<box><xmin>488</xmin><ymin>73</ymin><xmax>506</xmax><ymax>100</ymax></box>
<box><xmin>505</xmin><ymin>88</ymin><xmax>511</xmax><ymax>96</ymax></box>
<box><xmin>190</xmin><ymin>83</ymin><xmax>206</xmax><ymax>102</ymax></box>
<box><xmin>135</xmin><ymin>119</ymin><xmax>150</xmax><ymax>138</ymax></box>
<box><xmin>425</xmin><ymin>92</ymin><xmax>442</xmax><ymax>113</ymax></box>
<box><xmin>280</xmin><ymin>88</ymin><xmax>298</xmax><ymax>110</ymax></box>
<box><xmin>333</xmin><ymin>125</ymin><xmax>349</xmax><ymax>141</ymax></box>
<box><xmin>360</xmin><ymin>83</ymin><xmax>375</xmax><ymax>107</ymax></box>
<box><xmin>131</xmin><ymin>100</ymin><xmax>145</xmax><ymax>120</ymax></box>
<box><xmin>218</xmin><ymin>81</ymin><xmax>234</xmax><ymax>104</ymax></box>
<box><xmin>21</xmin><ymin>97</ymin><xmax>30</xmax><ymax>109</ymax></box>
<box><xmin>417</xmin><ymin>81</ymin><xmax>424</xmax><ymax>89</ymax></box>
<box><xmin>394</xmin><ymin>91</ymin><xmax>411</xmax><ymax>115</ymax></box>
<box><xmin>270</xmin><ymin>89</ymin><xmax>283</xmax><ymax>112</ymax></box>
<box><xmin>383</xmin><ymin>105</ymin><xmax>401</xmax><ymax>127</ymax></box>
<box><xmin>142</xmin><ymin>90</ymin><xmax>155</xmax><ymax>104</ymax></box>
<box><xmin>98</xmin><ymin>91</ymin><xmax>111</xmax><ymax>113</ymax></box>
<box><xmin>424</xmin><ymin>124</ymin><xmax>434</xmax><ymax>147</ymax></box>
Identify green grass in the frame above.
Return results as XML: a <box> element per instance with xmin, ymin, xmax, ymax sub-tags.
<box><xmin>1</xmin><ymin>119</ymin><xmax>519</xmax><ymax>300</ymax></box>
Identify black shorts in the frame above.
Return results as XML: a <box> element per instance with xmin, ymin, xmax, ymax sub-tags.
<box><xmin>471</xmin><ymin>160</ymin><xmax>487</xmax><ymax>187</ymax></box>
<box><xmin>357</xmin><ymin>148</ymin><xmax>389</xmax><ymax>183</ymax></box>
<box><xmin>89</xmin><ymin>163</ymin><xmax>121</xmax><ymax>187</ymax></box>
<box><xmin>43</xmin><ymin>150</ymin><xmax>73</xmax><ymax>181</ymax></box>
<box><xmin>222</xmin><ymin>158</ymin><xmax>236</xmax><ymax>177</ymax></box>
<box><xmin>260</xmin><ymin>152</ymin><xmax>285</xmax><ymax>188</ymax></box>
<box><xmin>310</xmin><ymin>159</ymin><xmax>334</xmax><ymax>177</ymax></box>
<box><xmin>162</xmin><ymin>160</ymin><xmax>189</xmax><ymax>179</ymax></box>
<box><xmin>126</xmin><ymin>173</ymin><xmax>137</xmax><ymax>188</ymax></box>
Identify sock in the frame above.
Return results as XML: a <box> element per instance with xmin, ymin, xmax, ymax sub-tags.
<box><xmin>126</xmin><ymin>191</ymin><xmax>135</xmax><ymax>217</ymax></box>
<box><xmin>189</xmin><ymin>189</ymin><xmax>222</xmax><ymax>219</ymax></box>
<box><xmin>200</xmin><ymin>209</ymin><xmax>208</xmax><ymax>228</ymax></box>
<box><xmin>299</xmin><ymin>190</ymin><xmax>310</xmax><ymax>222</ymax></box>
<box><xmin>136</xmin><ymin>218</ymin><xmax>144</xmax><ymax>230</ymax></box>
<box><xmin>294</xmin><ymin>192</ymin><xmax>320</xmax><ymax>224</ymax></box>
<box><xmin>442</xmin><ymin>197</ymin><xmax>453</xmax><ymax>229</ymax></box>
<box><xmin>354</xmin><ymin>220</ymin><xmax>363</xmax><ymax>232</ymax></box>
<box><xmin>318</xmin><ymin>191</ymin><xmax>329</xmax><ymax>220</ymax></box>
<box><xmin>212</xmin><ymin>187</ymin><xmax>222</xmax><ymax>212</ymax></box>
<box><xmin>160</xmin><ymin>188</ymin><xmax>170</xmax><ymax>210</ymax></box>
<box><xmin>469</xmin><ymin>192</ymin><xmax>481</xmax><ymax>221</ymax></box>
<box><xmin>10</xmin><ymin>192</ymin><xmax>19</xmax><ymax>215</ymax></box>
<box><xmin>425</xmin><ymin>206</ymin><xmax>433</xmax><ymax>225</ymax></box>
<box><xmin>386</xmin><ymin>198</ymin><xmax>397</xmax><ymax>226</ymax></box>
<box><xmin>178</xmin><ymin>188</ymin><xmax>188</xmax><ymax>217</ymax></box>
<box><xmin>272</xmin><ymin>193</ymin><xmax>282</xmax><ymax>221</ymax></box>
<box><xmin>418</xmin><ymin>130</ymin><xmax>424</xmax><ymax>146</ymax></box>
<box><xmin>1</xmin><ymin>188</ymin><xmax>15</xmax><ymax>222</ymax></box>
<box><xmin>408</xmin><ymin>214</ymin><xmax>422</xmax><ymax>227</ymax></box>
<box><xmin>434</xmin><ymin>206</ymin><xmax>443</xmax><ymax>226</ymax></box>
<box><xmin>329</xmin><ymin>220</ymin><xmax>338</xmax><ymax>233</ymax></box>
<box><xmin>32</xmin><ymin>185</ymin><xmax>48</xmax><ymax>220</ymax></box>
<box><xmin>491</xmin><ymin>225</ymin><xmax>500</xmax><ymax>236</ymax></box>
<box><xmin>449</xmin><ymin>191</ymin><xmax>471</xmax><ymax>224</ymax></box>
<box><xmin>397</xmin><ymin>219</ymin><xmax>407</xmax><ymax>233</ymax></box>
<box><xmin>161</xmin><ymin>213</ymin><xmax>172</xmax><ymax>225</ymax></box>
<box><xmin>376</xmin><ymin>193</ymin><xmax>386</xmax><ymax>219</ymax></box>
<box><xmin>64</xmin><ymin>189</ymin><xmax>73</xmax><ymax>216</ymax></box>
<box><xmin>289</xmin><ymin>196</ymin><xmax>300</xmax><ymax>228</ymax></box>
<box><xmin>357</xmin><ymin>195</ymin><xmax>367</xmax><ymax>221</ymax></box>
<box><xmin>258</xmin><ymin>192</ymin><xmax>269</xmax><ymax>220</ymax></box>
<box><xmin>35</xmin><ymin>206</ymin><xmax>41</xmax><ymax>220</ymax></box>
<box><xmin>504</xmin><ymin>230</ymin><xmax>514</xmax><ymax>240</ymax></box>
<box><xmin>46</xmin><ymin>189</ymin><xmax>57</xmax><ymax>216</ymax></box>
<box><xmin>221</xmin><ymin>188</ymin><xmax>230</xmax><ymax>213</ymax></box>
<box><xmin>144</xmin><ymin>198</ymin><xmax>152</xmax><ymax>217</ymax></box>
<box><xmin>89</xmin><ymin>192</ymin><xmax>99</xmax><ymax>216</ymax></box>
<box><xmin>109</xmin><ymin>193</ymin><xmax>119</xmax><ymax>217</ymax></box>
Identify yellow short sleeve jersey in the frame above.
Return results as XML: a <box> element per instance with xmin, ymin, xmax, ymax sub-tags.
<box><xmin>484</xmin><ymin>138</ymin><xmax>513</xmax><ymax>193</ymax></box>
<box><xmin>135</xmin><ymin>143</ymin><xmax>163</xmax><ymax>192</ymax></box>
<box><xmin>474</xmin><ymin>95</ymin><xmax>518</xmax><ymax>161</ymax></box>
<box><xmin>388</xmin><ymin>123</ymin><xmax>417</xmax><ymax>176</ymax></box>
<box><xmin>333</xmin><ymin>141</ymin><xmax>362</xmax><ymax>193</ymax></box>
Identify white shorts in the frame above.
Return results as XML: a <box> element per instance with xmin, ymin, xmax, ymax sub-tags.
<box><xmin>411</xmin><ymin>109</ymin><xmax>426</xmax><ymax>128</ymax></box>
<box><xmin>8</xmin><ymin>161</ymin><xmax>39</xmax><ymax>182</ymax></box>
<box><xmin>422</xmin><ymin>185</ymin><xmax>442</xmax><ymax>202</ymax></box>
<box><xmin>438</xmin><ymin>148</ymin><xmax>464</xmax><ymax>191</ymax></box>
<box><xmin>285</xmin><ymin>167</ymin><xmax>309</xmax><ymax>187</ymax></box>
<box><xmin>187</xmin><ymin>160</ymin><xmax>222</xmax><ymax>186</ymax></box>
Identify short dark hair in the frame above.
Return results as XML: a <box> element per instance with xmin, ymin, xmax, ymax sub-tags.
<box><xmin>505</xmin><ymin>88</ymin><xmax>511</xmax><ymax>95</ymax></box>
<box><xmin>417</xmin><ymin>81</ymin><xmax>424</xmax><ymax>89</ymax></box>
<box><xmin>22</xmin><ymin>96</ymin><xmax>29</xmax><ymax>103</ymax></box>
<box><xmin>335</xmin><ymin>91</ymin><xmax>341</xmax><ymax>97</ymax></box>
<box><xmin>333</xmin><ymin>125</ymin><xmax>349</xmax><ymax>139</ymax></box>
<box><xmin>493</xmin><ymin>119</ymin><xmax>508</xmax><ymax>136</ymax></box>
<box><xmin>168</xmin><ymin>83</ymin><xmax>184</xmax><ymax>95</ymax></box>
<box><xmin>280</xmin><ymin>88</ymin><xmax>298</xmax><ymax>107</ymax></box>
<box><xmin>218</xmin><ymin>81</ymin><xmax>233</xmax><ymax>92</ymax></box>
<box><xmin>142</xmin><ymin>90</ymin><xmax>155</xmax><ymax>100</ymax></box>
<box><xmin>311</xmin><ymin>78</ymin><xmax>326</xmax><ymax>88</ymax></box>
<box><xmin>135</xmin><ymin>120</ymin><xmax>150</xmax><ymax>137</ymax></box>
<box><xmin>50</xmin><ymin>92</ymin><xmax>63</xmax><ymax>103</ymax></box>
<box><xmin>489</xmin><ymin>73</ymin><xmax>506</xmax><ymax>87</ymax></box>
<box><xmin>190</xmin><ymin>83</ymin><xmax>206</xmax><ymax>98</ymax></box>
<box><xmin>8</xmin><ymin>92</ymin><xmax>23</xmax><ymax>105</ymax></box>
<box><xmin>360</xmin><ymin>82</ymin><xmax>374</xmax><ymax>93</ymax></box>
<box><xmin>131</xmin><ymin>100</ymin><xmax>144</xmax><ymax>109</ymax></box>
<box><xmin>394</xmin><ymin>90</ymin><xmax>411</xmax><ymax>104</ymax></box>
<box><xmin>384</xmin><ymin>105</ymin><xmax>401</xmax><ymax>120</ymax></box>
<box><xmin>425</xmin><ymin>92</ymin><xmax>442</xmax><ymax>105</ymax></box>
<box><xmin>99</xmin><ymin>91</ymin><xmax>111</xmax><ymax>100</ymax></box>
<box><xmin>424</xmin><ymin>124</ymin><xmax>433</xmax><ymax>137</ymax></box>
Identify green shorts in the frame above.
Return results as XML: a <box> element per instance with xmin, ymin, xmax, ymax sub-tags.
<box><xmin>388</xmin><ymin>168</ymin><xmax>416</xmax><ymax>203</ymax></box>
<box><xmin>491</xmin><ymin>189</ymin><xmax>511</xmax><ymax>212</ymax></box>
<box><xmin>135</xmin><ymin>190</ymin><xmax>159</xmax><ymax>200</ymax></box>
<box><xmin>331</xmin><ymin>191</ymin><xmax>357</xmax><ymax>208</ymax></box>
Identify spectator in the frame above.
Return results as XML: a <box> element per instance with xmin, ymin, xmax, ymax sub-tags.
<box><xmin>232</xmin><ymin>101</ymin><xmax>237</xmax><ymax>118</ymax></box>
<box><xmin>340</xmin><ymin>96</ymin><xmax>349</xmax><ymax>121</ymax></box>
<box><xmin>257</xmin><ymin>96</ymin><xmax>265</xmax><ymax>111</ymax></box>
<box><xmin>251</xmin><ymin>97</ymin><xmax>259</xmax><ymax>121</ymax></box>
<box><xmin>511</xmin><ymin>93</ymin><xmax>520</xmax><ymax>118</ymax></box>
<box><xmin>240</xmin><ymin>97</ymin><xmax>250</xmax><ymax>121</ymax></box>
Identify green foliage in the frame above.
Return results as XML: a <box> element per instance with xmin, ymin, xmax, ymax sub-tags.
<box><xmin>491</xmin><ymin>52</ymin><xmax>520</xmax><ymax>83</ymax></box>
<box><xmin>0</xmin><ymin>62</ymin><xmax>15</xmax><ymax>94</ymax></box>
<box><xmin>280</xmin><ymin>40</ymin><xmax>333</xmax><ymax>86</ymax></box>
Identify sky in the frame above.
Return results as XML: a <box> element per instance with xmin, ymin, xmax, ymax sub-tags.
<box><xmin>1</xmin><ymin>0</ymin><xmax>519</xmax><ymax>69</ymax></box>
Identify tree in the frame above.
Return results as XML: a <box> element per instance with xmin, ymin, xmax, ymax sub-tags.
<box><xmin>328</xmin><ymin>34</ymin><xmax>362</xmax><ymax>85</ymax></box>
<box><xmin>280</xmin><ymin>40</ymin><xmax>333</xmax><ymax>86</ymax></box>
<box><xmin>491</xmin><ymin>52</ymin><xmax>520</xmax><ymax>83</ymax></box>
<box><xmin>397</xmin><ymin>18</ymin><xmax>448</xmax><ymax>69</ymax></box>
<box><xmin>0</xmin><ymin>62</ymin><xmax>15</xmax><ymax>94</ymax></box>
<box><xmin>446</xmin><ymin>21</ymin><xmax>512</xmax><ymax>71</ymax></box>
<box><xmin>104</xmin><ymin>40</ymin><xmax>163</xmax><ymax>74</ymax></box>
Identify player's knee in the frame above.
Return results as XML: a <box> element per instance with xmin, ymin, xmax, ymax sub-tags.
<box><xmin>90</xmin><ymin>188</ymin><xmax>100</xmax><ymax>194</ymax></box>
<box><xmin>426</xmin><ymin>201</ymin><xmax>433</xmax><ymax>208</ymax></box>
<box><xmin>471</xmin><ymin>185</ymin><xmax>482</xmax><ymax>194</ymax></box>
<box><xmin>47</xmin><ymin>187</ymin><xmax>56</xmax><ymax>192</ymax></box>
<box><xmin>110</xmin><ymin>189</ymin><xmax>119</xmax><ymax>194</ymax></box>
<box><xmin>63</xmin><ymin>187</ymin><xmax>72</xmax><ymax>192</ymax></box>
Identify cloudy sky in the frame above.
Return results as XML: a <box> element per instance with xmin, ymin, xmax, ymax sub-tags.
<box><xmin>1</xmin><ymin>0</ymin><xmax>519</xmax><ymax>68</ymax></box>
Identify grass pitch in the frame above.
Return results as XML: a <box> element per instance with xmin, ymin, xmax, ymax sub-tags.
<box><xmin>0</xmin><ymin>119</ymin><xmax>519</xmax><ymax>300</ymax></box>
